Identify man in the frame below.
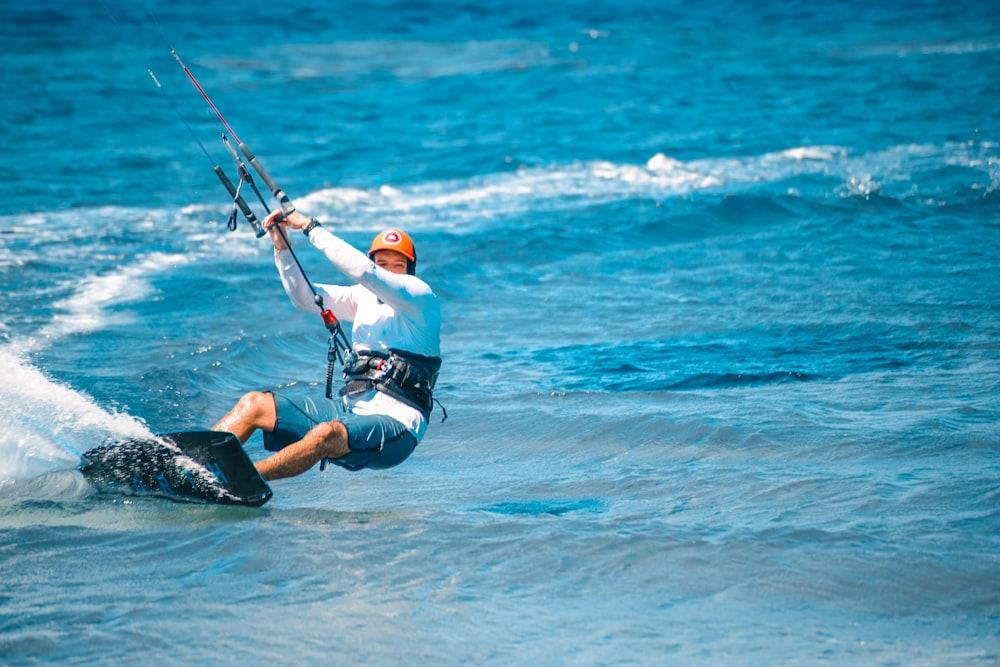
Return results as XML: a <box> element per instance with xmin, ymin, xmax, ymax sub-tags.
<box><xmin>212</xmin><ymin>210</ymin><xmax>442</xmax><ymax>481</ymax></box>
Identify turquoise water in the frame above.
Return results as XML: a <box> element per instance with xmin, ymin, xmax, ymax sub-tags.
<box><xmin>2</xmin><ymin>1</ymin><xmax>999</xmax><ymax>664</ymax></box>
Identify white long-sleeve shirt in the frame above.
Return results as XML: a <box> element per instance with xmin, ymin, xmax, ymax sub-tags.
<box><xmin>274</xmin><ymin>227</ymin><xmax>441</xmax><ymax>439</ymax></box>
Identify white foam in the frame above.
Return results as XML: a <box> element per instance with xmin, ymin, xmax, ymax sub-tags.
<box><xmin>646</xmin><ymin>153</ymin><xmax>685</xmax><ymax>171</ymax></box>
<box><xmin>8</xmin><ymin>141</ymin><xmax>988</xmax><ymax>253</ymax></box>
<box><xmin>0</xmin><ymin>347</ymin><xmax>152</xmax><ymax>485</ymax></box>
<box><xmin>301</xmin><ymin>156</ymin><xmax>733</xmax><ymax>229</ymax></box>
<box><xmin>774</xmin><ymin>146</ymin><xmax>846</xmax><ymax>161</ymax></box>
<box><xmin>227</xmin><ymin>141</ymin><xmax>991</xmax><ymax>231</ymax></box>
<box><xmin>33</xmin><ymin>252</ymin><xmax>192</xmax><ymax>348</ymax></box>
<box><xmin>241</xmin><ymin>141</ymin><xmax>1000</xmax><ymax>234</ymax></box>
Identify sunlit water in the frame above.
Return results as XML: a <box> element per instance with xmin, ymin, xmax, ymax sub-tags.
<box><xmin>2</xmin><ymin>0</ymin><xmax>999</xmax><ymax>664</ymax></box>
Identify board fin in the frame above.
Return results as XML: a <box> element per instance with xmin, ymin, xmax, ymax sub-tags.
<box><xmin>80</xmin><ymin>430</ymin><xmax>272</xmax><ymax>507</ymax></box>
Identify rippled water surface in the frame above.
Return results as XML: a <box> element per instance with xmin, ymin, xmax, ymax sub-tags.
<box><xmin>2</xmin><ymin>0</ymin><xmax>999</xmax><ymax>664</ymax></box>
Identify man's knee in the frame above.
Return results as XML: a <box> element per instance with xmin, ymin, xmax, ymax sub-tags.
<box><xmin>239</xmin><ymin>390</ymin><xmax>269</xmax><ymax>405</ymax></box>
<box><xmin>310</xmin><ymin>420</ymin><xmax>349</xmax><ymax>458</ymax></box>
<box><xmin>311</xmin><ymin>419</ymin><xmax>347</xmax><ymax>443</ymax></box>
<box><xmin>236</xmin><ymin>391</ymin><xmax>276</xmax><ymax>421</ymax></box>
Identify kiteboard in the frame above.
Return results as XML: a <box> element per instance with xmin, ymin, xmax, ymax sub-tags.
<box><xmin>80</xmin><ymin>430</ymin><xmax>272</xmax><ymax>507</ymax></box>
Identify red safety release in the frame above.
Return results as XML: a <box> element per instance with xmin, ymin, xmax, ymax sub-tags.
<box><xmin>321</xmin><ymin>309</ymin><xmax>338</xmax><ymax>327</ymax></box>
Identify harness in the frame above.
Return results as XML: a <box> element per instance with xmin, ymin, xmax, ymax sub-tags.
<box><xmin>340</xmin><ymin>348</ymin><xmax>443</xmax><ymax>420</ymax></box>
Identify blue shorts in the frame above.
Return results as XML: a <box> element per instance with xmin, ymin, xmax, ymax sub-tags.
<box><xmin>263</xmin><ymin>390</ymin><xmax>418</xmax><ymax>471</ymax></box>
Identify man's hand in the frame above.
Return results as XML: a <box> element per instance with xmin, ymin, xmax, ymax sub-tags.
<box><xmin>263</xmin><ymin>210</ymin><xmax>314</xmax><ymax>250</ymax></box>
<box><xmin>281</xmin><ymin>211</ymin><xmax>313</xmax><ymax>230</ymax></box>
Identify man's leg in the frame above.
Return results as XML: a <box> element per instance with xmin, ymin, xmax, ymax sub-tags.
<box><xmin>212</xmin><ymin>391</ymin><xmax>277</xmax><ymax>443</ymax></box>
<box><xmin>255</xmin><ymin>420</ymin><xmax>351</xmax><ymax>481</ymax></box>
<box><xmin>213</xmin><ymin>390</ymin><xmax>353</xmax><ymax>481</ymax></box>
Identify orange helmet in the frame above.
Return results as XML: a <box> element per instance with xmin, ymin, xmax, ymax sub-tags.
<box><xmin>368</xmin><ymin>228</ymin><xmax>417</xmax><ymax>273</ymax></box>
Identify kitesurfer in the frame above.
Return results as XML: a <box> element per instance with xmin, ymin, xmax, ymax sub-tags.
<box><xmin>212</xmin><ymin>211</ymin><xmax>442</xmax><ymax>481</ymax></box>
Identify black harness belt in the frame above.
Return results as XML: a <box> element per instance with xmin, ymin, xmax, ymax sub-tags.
<box><xmin>341</xmin><ymin>348</ymin><xmax>442</xmax><ymax>420</ymax></box>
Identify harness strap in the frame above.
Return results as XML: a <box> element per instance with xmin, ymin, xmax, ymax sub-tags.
<box><xmin>341</xmin><ymin>349</ymin><xmax>443</xmax><ymax>420</ymax></box>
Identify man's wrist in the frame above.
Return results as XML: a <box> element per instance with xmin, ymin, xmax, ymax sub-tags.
<box><xmin>303</xmin><ymin>218</ymin><xmax>322</xmax><ymax>236</ymax></box>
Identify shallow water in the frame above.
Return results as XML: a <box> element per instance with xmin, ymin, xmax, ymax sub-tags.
<box><xmin>2</xmin><ymin>0</ymin><xmax>999</xmax><ymax>664</ymax></box>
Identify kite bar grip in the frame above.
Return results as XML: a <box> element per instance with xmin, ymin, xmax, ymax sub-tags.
<box><xmin>213</xmin><ymin>166</ymin><xmax>266</xmax><ymax>237</ymax></box>
<box><xmin>239</xmin><ymin>142</ymin><xmax>296</xmax><ymax>215</ymax></box>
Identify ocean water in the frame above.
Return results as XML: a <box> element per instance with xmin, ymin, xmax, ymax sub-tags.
<box><xmin>2</xmin><ymin>0</ymin><xmax>999</xmax><ymax>664</ymax></box>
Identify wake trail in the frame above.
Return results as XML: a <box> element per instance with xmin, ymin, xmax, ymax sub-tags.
<box><xmin>0</xmin><ymin>347</ymin><xmax>153</xmax><ymax>491</ymax></box>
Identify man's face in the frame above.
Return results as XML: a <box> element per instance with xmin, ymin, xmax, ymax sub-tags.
<box><xmin>373</xmin><ymin>249</ymin><xmax>410</xmax><ymax>275</ymax></box>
